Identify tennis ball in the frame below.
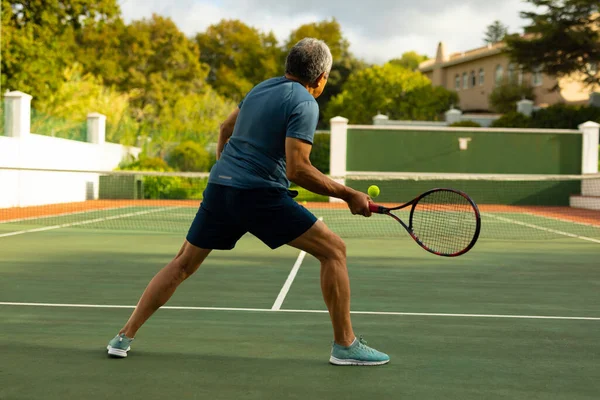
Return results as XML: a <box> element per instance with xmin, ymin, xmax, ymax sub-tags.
<box><xmin>302</xmin><ymin>201</ymin><xmax>307</xmax><ymax>205</ymax></box>
<box><xmin>368</xmin><ymin>185</ymin><xmax>380</xmax><ymax>198</ymax></box>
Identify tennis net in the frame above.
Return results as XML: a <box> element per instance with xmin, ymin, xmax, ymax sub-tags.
<box><xmin>1</xmin><ymin>167</ymin><xmax>599</xmax><ymax>241</ymax></box>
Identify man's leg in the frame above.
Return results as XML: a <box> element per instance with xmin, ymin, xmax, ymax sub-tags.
<box><xmin>288</xmin><ymin>220</ymin><xmax>354</xmax><ymax>346</ymax></box>
<box><xmin>119</xmin><ymin>240</ymin><xmax>211</xmax><ymax>338</ymax></box>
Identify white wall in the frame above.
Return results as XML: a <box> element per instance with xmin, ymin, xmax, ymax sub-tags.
<box><xmin>1</xmin><ymin>89</ymin><xmax>142</xmax><ymax>211</ymax></box>
<box><xmin>0</xmin><ymin>134</ymin><xmax>139</xmax><ymax>171</ymax></box>
<box><xmin>0</xmin><ymin>134</ymin><xmax>141</xmax><ymax>208</ymax></box>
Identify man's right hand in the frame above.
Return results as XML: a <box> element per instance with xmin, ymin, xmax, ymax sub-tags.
<box><xmin>344</xmin><ymin>189</ymin><xmax>372</xmax><ymax>217</ymax></box>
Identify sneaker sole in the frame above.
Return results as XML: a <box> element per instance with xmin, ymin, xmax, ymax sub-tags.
<box><xmin>329</xmin><ymin>356</ymin><xmax>390</xmax><ymax>366</ymax></box>
<box><xmin>107</xmin><ymin>345</ymin><xmax>130</xmax><ymax>358</ymax></box>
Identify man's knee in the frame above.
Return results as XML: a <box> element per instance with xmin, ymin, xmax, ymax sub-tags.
<box><xmin>317</xmin><ymin>234</ymin><xmax>346</xmax><ymax>263</ymax></box>
<box><xmin>173</xmin><ymin>242</ymin><xmax>210</xmax><ymax>279</ymax></box>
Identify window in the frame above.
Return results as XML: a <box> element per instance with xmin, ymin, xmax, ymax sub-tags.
<box><xmin>470</xmin><ymin>71</ymin><xmax>476</xmax><ymax>87</ymax></box>
<box><xmin>518</xmin><ymin>66</ymin><xmax>524</xmax><ymax>85</ymax></box>
<box><xmin>455</xmin><ymin>74</ymin><xmax>461</xmax><ymax>90</ymax></box>
<box><xmin>495</xmin><ymin>65</ymin><xmax>504</xmax><ymax>85</ymax></box>
<box><xmin>507</xmin><ymin>63</ymin><xmax>516</xmax><ymax>82</ymax></box>
<box><xmin>478</xmin><ymin>68</ymin><xmax>484</xmax><ymax>86</ymax></box>
<box><xmin>532</xmin><ymin>65</ymin><xmax>543</xmax><ymax>86</ymax></box>
<box><xmin>462</xmin><ymin>72</ymin><xmax>468</xmax><ymax>89</ymax></box>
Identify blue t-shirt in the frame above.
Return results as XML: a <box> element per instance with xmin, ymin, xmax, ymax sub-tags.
<box><xmin>208</xmin><ymin>76</ymin><xmax>319</xmax><ymax>189</ymax></box>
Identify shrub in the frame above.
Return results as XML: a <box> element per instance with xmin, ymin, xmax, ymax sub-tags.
<box><xmin>449</xmin><ymin>120</ymin><xmax>482</xmax><ymax>127</ymax></box>
<box><xmin>490</xmin><ymin>112</ymin><xmax>533</xmax><ymax>128</ymax></box>
<box><xmin>118</xmin><ymin>156</ymin><xmax>194</xmax><ymax>199</ymax></box>
<box><xmin>310</xmin><ymin>133</ymin><xmax>330</xmax><ymax>174</ymax></box>
<box><xmin>167</xmin><ymin>141</ymin><xmax>210</xmax><ymax>172</ymax></box>
<box><xmin>530</xmin><ymin>104</ymin><xmax>600</xmax><ymax>129</ymax></box>
<box><xmin>489</xmin><ymin>82</ymin><xmax>536</xmax><ymax>114</ymax></box>
<box><xmin>490</xmin><ymin>105</ymin><xmax>600</xmax><ymax>129</ymax></box>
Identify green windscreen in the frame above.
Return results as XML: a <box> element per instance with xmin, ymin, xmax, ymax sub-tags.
<box><xmin>346</xmin><ymin>128</ymin><xmax>582</xmax><ymax>174</ymax></box>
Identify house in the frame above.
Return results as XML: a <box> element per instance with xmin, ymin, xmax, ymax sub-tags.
<box><xmin>418</xmin><ymin>41</ymin><xmax>597</xmax><ymax>112</ymax></box>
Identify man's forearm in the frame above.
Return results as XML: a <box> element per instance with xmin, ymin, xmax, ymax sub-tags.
<box><xmin>217</xmin><ymin>125</ymin><xmax>233</xmax><ymax>149</ymax></box>
<box><xmin>290</xmin><ymin>165</ymin><xmax>352</xmax><ymax>201</ymax></box>
<box><xmin>216</xmin><ymin>108</ymin><xmax>239</xmax><ymax>159</ymax></box>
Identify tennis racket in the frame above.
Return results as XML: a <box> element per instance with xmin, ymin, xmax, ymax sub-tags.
<box><xmin>369</xmin><ymin>188</ymin><xmax>481</xmax><ymax>257</ymax></box>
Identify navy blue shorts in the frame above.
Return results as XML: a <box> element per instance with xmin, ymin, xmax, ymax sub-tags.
<box><xmin>186</xmin><ymin>183</ymin><xmax>318</xmax><ymax>250</ymax></box>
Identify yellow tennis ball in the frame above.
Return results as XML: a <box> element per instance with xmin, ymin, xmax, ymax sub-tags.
<box><xmin>368</xmin><ymin>185</ymin><xmax>380</xmax><ymax>198</ymax></box>
<box><xmin>302</xmin><ymin>201</ymin><xmax>307</xmax><ymax>205</ymax></box>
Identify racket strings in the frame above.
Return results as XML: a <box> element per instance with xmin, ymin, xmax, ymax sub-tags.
<box><xmin>409</xmin><ymin>190</ymin><xmax>478</xmax><ymax>255</ymax></box>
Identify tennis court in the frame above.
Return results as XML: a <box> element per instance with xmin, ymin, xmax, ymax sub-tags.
<box><xmin>1</xmin><ymin>198</ymin><xmax>599</xmax><ymax>400</ymax></box>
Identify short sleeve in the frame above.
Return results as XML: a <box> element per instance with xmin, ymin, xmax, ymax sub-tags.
<box><xmin>286</xmin><ymin>101</ymin><xmax>319</xmax><ymax>144</ymax></box>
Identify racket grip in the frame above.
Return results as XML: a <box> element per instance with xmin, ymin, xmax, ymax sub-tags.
<box><xmin>369</xmin><ymin>202</ymin><xmax>386</xmax><ymax>214</ymax></box>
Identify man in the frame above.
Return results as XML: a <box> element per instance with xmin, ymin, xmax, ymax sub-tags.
<box><xmin>107</xmin><ymin>38</ymin><xmax>389</xmax><ymax>366</ymax></box>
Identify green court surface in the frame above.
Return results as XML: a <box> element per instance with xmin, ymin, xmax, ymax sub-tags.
<box><xmin>1</xmin><ymin>208</ymin><xmax>600</xmax><ymax>400</ymax></box>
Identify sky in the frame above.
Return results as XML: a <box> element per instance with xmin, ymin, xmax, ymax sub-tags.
<box><xmin>118</xmin><ymin>0</ymin><xmax>536</xmax><ymax>63</ymax></box>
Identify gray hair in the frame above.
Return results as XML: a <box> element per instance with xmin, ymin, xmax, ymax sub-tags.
<box><xmin>285</xmin><ymin>38</ymin><xmax>333</xmax><ymax>84</ymax></box>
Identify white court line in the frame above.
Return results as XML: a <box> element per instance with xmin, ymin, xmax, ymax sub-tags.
<box><xmin>271</xmin><ymin>216</ymin><xmax>323</xmax><ymax>310</ymax></box>
<box><xmin>521</xmin><ymin>211</ymin><xmax>600</xmax><ymax>230</ymax></box>
<box><xmin>0</xmin><ymin>302</ymin><xmax>598</xmax><ymax>321</ymax></box>
<box><xmin>271</xmin><ymin>251</ymin><xmax>307</xmax><ymax>310</ymax></box>
<box><xmin>0</xmin><ymin>207</ymin><xmax>174</xmax><ymax>238</ymax></box>
<box><xmin>484</xmin><ymin>213</ymin><xmax>600</xmax><ymax>244</ymax></box>
<box><xmin>0</xmin><ymin>206</ymin><xmax>132</xmax><ymax>224</ymax></box>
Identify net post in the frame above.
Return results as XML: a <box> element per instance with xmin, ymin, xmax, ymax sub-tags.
<box><xmin>579</xmin><ymin>121</ymin><xmax>599</xmax><ymax>174</ymax></box>
<box><xmin>87</xmin><ymin>113</ymin><xmax>107</xmax><ymax>145</ymax></box>
<box><xmin>329</xmin><ymin>116</ymin><xmax>348</xmax><ymax>203</ymax></box>
<box><xmin>4</xmin><ymin>91</ymin><xmax>32</xmax><ymax>139</ymax></box>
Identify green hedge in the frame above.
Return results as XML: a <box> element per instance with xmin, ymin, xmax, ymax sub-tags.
<box><xmin>490</xmin><ymin>112</ymin><xmax>533</xmax><ymax>128</ymax></box>
<box><xmin>492</xmin><ymin>104</ymin><xmax>600</xmax><ymax>129</ymax></box>
<box><xmin>449</xmin><ymin>120</ymin><xmax>482</xmax><ymax>127</ymax></box>
<box><xmin>117</xmin><ymin>156</ymin><xmax>207</xmax><ymax>200</ymax></box>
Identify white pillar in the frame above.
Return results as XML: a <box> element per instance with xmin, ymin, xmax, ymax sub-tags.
<box><xmin>445</xmin><ymin>108</ymin><xmax>462</xmax><ymax>125</ymax></box>
<box><xmin>372</xmin><ymin>113</ymin><xmax>389</xmax><ymax>125</ymax></box>
<box><xmin>517</xmin><ymin>99</ymin><xmax>534</xmax><ymax>117</ymax></box>
<box><xmin>329</xmin><ymin>116</ymin><xmax>348</xmax><ymax>202</ymax></box>
<box><xmin>579</xmin><ymin>121</ymin><xmax>599</xmax><ymax>174</ymax></box>
<box><xmin>4</xmin><ymin>91</ymin><xmax>32</xmax><ymax>138</ymax></box>
<box><xmin>87</xmin><ymin>112</ymin><xmax>106</xmax><ymax>144</ymax></box>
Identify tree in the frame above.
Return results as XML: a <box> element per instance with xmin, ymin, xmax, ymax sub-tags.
<box><xmin>33</xmin><ymin>64</ymin><xmax>138</xmax><ymax>144</ymax></box>
<box><xmin>285</xmin><ymin>19</ymin><xmax>368</xmax><ymax>127</ymax></box>
<box><xmin>1</xmin><ymin>0</ymin><xmax>120</xmax><ymax>102</ymax></box>
<box><xmin>117</xmin><ymin>15</ymin><xmax>209</xmax><ymax>126</ymax></box>
<box><xmin>388</xmin><ymin>51</ymin><xmax>429</xmax><ymax>71</ymax></box>
<box><xmin>324</xmin><ymin>63</ymin><xmax>458</xmax><ymax>124</ymax></box>
<box><xmin>196</xmin><ymin>20</ymin><xmax>283</xmax><ymax>101</ymax></box>
<box><xmin>484</xmin><ymin>20</ymin><xmax>508</xmax><ymax>44</ymax></box>
<box><xmin>488</xmin><ymin>81</ymin><xmax>536</xmax><ymax>113</ymax></box>
<box><xmin>74</xmin><ymin>17</ymin><xmax>128</xmax><ymax>88</ymax></box>
<box><xmin>284</xmin><ymin>18</ymin><xmax>349</xmax><ymax>60</ymax></box>
<box><xmin>146</xmin><ymin>88</ymin><xmax>236</xmax><ymax>157</ymax></box>
<box><xmin>505</xmin><ymin>0</ymin><xmax>600</xmax><ymax>87</ymax></box>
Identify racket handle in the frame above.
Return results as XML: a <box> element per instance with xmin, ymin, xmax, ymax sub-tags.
<box><xmin>369</xmin><ymin>202</ymin><xmax>386</xmax><ymax>214</ymax></box>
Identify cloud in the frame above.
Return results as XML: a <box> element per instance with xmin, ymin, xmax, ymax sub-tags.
<box><xmin>118</xmin><ymin>0</ymin><xmax>535</xmax><ymax>62</ymax></box>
